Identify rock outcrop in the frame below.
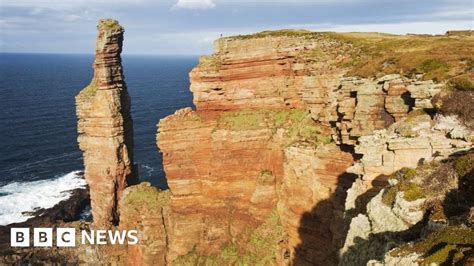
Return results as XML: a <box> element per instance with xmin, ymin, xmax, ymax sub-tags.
<box><xmin>279</xmin><ymin>143</ymin><xmax>354</xmax><ymax>265</ymax></box>
<box><xmin>156</xmin><ymin>33</ymin><xmax>473</xmax><ymax>265</ymax></box>
<box><xmin>157</xmin><ymin>107</ymin><xmax>342</xmax><ymax>262</ymax></box>
<box><xmin>68</xmin><ymin>25</ymin><xmax>473</xmax><ymax>265</ymax></box>
<box><xmin>341</xmin><ymin>152</ymin><xmax>474</xmax><ymax>265</ymax></box>
<box><xmin>119</xmin><ymin>182</ymin><xmax>170</xmax><ymax>265</ymax></box>
<box><xmin>157</xmin><ymin>33</ymin><xmax>357</xmax><ymax>264</ymax></box>
<box><xmin>76</xmin><ymin>19</ymin><xmax>137</xmax><ymax>228</ymax></box>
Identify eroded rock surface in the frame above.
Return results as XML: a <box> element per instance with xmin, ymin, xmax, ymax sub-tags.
<box><xmin>76</xmin><ymin>19</ymin><xmax>137</xmax><ymax>228</ymax></box>
<box><xmin>69</xmin><ymin>26</ymin><xmax>473</xmax><ymax>265</ymax></box>
<box><xmin>157</xmin><ymin>34</ymin><xmax>473</xmax><ymax>265</ymax></box>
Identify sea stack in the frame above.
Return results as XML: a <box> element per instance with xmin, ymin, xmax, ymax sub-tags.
<box><xmin>76</xmin><ymin>19</ymin><xmax>137</xmax><ymax>228</ymax></box>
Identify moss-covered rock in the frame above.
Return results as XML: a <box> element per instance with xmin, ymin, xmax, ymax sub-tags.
<box><xmin>77</xmin><ymin>81</ymin><xmax>99</xmax><ymax>99</ymax></box>
<box><xmin>390</xmin><ymin>226</ymin><xmax>474</xmax><ymax>265</ymax></box>
<box><xmin>173</xmin><ymin>210</ymin><xmax>284</xmax><ymax>265</ymax></box>
<box><xmin>217</xmin><ymin>109</ymin><xmax>331</xmax><ymax>147</ymax></box>
<box><xmin>382</xmin><ymin>168</ymin><xmax>424</xmax><ymax>206</ymax></box>
<box><xmin>120</xmin><ymin>182</ymin><xmax>170</xmax><ymax>216</ymax></box>
<box><xmin>98</xmin><ymin>18</ymin><xmax>124</xmax><ymax>32</ymax></box>
<box><xmin>455</xmin><ymin>153</ymin><xmax>474</xmax><ymax>177</ymax></box>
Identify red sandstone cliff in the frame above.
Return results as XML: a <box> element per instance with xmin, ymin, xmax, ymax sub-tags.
<box><xmin>156</xmin><ymin>32</ymin><xmax>473</xmax><ymax>265</ymax></box>
<box><xmin>71</xmin><ymin>25</ymin><xmax>472</xmax><ymax>265</ymax></box>
<box><xmin>76</xmin><ymin>19</ymin><xmax>137</xmax><ymax>228</ymax></box>
<box><xmin>157</xmin><ymin>34</ymin><xmax>357</xmax><ymax>264</ymax></box>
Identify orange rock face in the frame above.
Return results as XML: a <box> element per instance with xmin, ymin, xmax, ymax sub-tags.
<box><xmin>158</xmin><ymin>108</ymin><xmax>285</xmax><ymax>259</ymax></box>
<box><xmin>76</xmin><ymin>19</ymin><xmax>137</xmax><ymax>228</ymax></box>
<box><xmin>157</xmin><ymin>35</ymin><xmax>356</xmax><ymax>263</ymax></box>
<box><xmin>278</xmin><ymin>143</ymin><xmax>354</xmax><ymax>265</ymax></box>
<box><xmin>190</xmin><ymin>35</ymin><xmax>351</xmax><ymax>114</ymax></box>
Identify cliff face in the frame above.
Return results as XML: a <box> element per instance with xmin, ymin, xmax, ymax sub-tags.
<box><xmin>157</xmin><ymin>32</ymin><xmax>473</xmax><ymax>265</ymax></box>
<box><xmin>189</xmin><ymin>35</ymin><xmax>352</xmax><ymax>114</ymax></box>
<box><xmin>76</xmin><ymin>19</ymin><xmax>137</xmax><ymax>228</ymax></box>
<box><xmin>341</xmin><ymin>151</ymin><xmax>474</xmax><ymax>265</ymax></box>
<box><xmin>157</xmin><ymin>34</ymin><xmax>358</xmax><ymax>264</ymax></box>
<box><xmin>70</xmin><ymin>24</ymin><xmax>473</xmax><ymax>265</ymax></box>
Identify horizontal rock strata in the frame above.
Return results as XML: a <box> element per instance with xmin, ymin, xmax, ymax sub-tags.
<box><xmin>76</xmin><ymin>19</ymin><xmax>137</xmax><ymax>228</ymax></box>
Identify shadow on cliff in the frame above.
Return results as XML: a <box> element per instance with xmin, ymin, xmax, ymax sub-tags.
<box><xmin>338</xmin><ymin>214</ymin><xmax>429</xmax><ymax>266</ymax></box>
<box><xmin>291</xmin><ymin>145</ymin><xmax>391</xmax><ymax>266</ymax></box>
<box><xmin>311</xmin><ymin>150</ymin><xmax>474</xmax><ymax>266</ymax></box>
<box><xmin>441</xmin><ymin>150</ymin><xmax>474</xmax><ymax>222</ymax></box>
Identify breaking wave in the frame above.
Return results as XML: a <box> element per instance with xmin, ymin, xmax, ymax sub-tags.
<box><xmin>0</xmin><ymin>171</ymin><xmax>86</xmax><ymax>225</ymax></box>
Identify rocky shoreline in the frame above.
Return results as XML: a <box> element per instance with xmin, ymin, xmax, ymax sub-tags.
<box><xmin>0</xmin><ymin>185</ymin><xmax>89</xmax><ymax>264</ymax></box>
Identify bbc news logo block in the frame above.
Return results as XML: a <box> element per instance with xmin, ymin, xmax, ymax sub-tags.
<box><xmin>10</xmin><ymin>228</ymin><xmax>76</xmax><ymax>247</ymax></box>
<box><xmin>10</xmin><ymin>228</ymin><xmax>138</xmax><ymax>247</ymax></box>
<box><xmin>33</xmin><ymin>228</ymin><xmax>53</xmax><ymax>247</ymax></box>
<box><xmin>57</xmin><ymin>228</ymin><xmax>76</xmax><ymax>247</ymax></box>
<box><xmin>11</xmin><ymin>228</ymin><xmax>29</xmax><ymax>247</ymax></box>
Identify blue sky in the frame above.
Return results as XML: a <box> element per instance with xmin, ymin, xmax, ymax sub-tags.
<box><xmin>0</xmin><ymin>0</ymin><xmax>472</xmax><ymax>55</ymax></box>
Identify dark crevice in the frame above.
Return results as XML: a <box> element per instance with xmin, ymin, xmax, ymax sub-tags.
<box><xmin>401</xmin><ymin>91</ymin><xmax>415</xmax><ymax>112</ymax></box>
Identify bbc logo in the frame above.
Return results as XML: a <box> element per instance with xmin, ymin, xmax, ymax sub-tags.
<box><xmin>11</xmin><ymin>228</ymin><xmax>76</xmax><ymax>247</ymax></box>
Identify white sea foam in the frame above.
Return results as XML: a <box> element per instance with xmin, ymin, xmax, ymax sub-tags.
<box><xmin>0</xmin><ymin>171</ymin><xmax>86</xmax><ymax>226</ymax></box>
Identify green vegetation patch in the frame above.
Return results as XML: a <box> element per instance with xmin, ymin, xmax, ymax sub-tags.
<box><xmin>173</xmin><ymin>210</ymin><xmax>284</xmax><ymax>265</ymax></box>
<box><xmin>382</xmin><ymin>168</ymin><xmax>424</xmax><ymax>206</ymax></box>
<box><xmin>230</xmin><ymin>29</ymin><xmax>319</xmax><ymax>40</ymax></box>
<box><xmin>321</xmin><ymin>32</ymin><xmax>474</xmax><ymax>82</ymax></box>
<box><xmin>77</xmin><ymin>81</ymin><xmax>98</xmax><ymax>99</ymax></box>
<box><xmin>219</xmin><ymin>110</ymin><xmax>269</xmax><ymax>130</ymax></box>
<box><xmin>121</xmin><ymin>182</ymin><xmax>170</xmax><ymax>215</ymax></box>
<box><xmin>454</xmin><ymin>153</ymin><xmax>474</xmax><ymax>177</ymax></box>
<box><xmin>217</xmin><ymin>109</ymin><xmax>332</xmax><ymax>147</ymax></box>
<box><xmin>418</xmin><ymin>59</ymin><xmax>449</xmax><ymax>73</ymax></box>
<box><xmin>390</xmin><ymin>226</ymin><xmax>474</xmax><ymax>265</ymax></box>
<box><xmin>98</xmin><ymin>18</ymin><xmax>124</xmax><ymax>32</ymax></box>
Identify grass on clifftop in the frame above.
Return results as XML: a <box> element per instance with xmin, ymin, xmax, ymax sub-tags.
<box><xmin>121</xmin><ymin>182</ymin><xmax>170</xmax><ymax>215</ymax></box>
<box><xmin>98</xmin><ymin>18</ymin><xmax>124</xmax><ymax>32</ymax></box>
<box><xmin>230</xmin><ymin>29</ymin><xmax>318</xmax><ymax>40</ymax></box>
<box><xmin>322</xmin><ymin>32</ymin><xmax>474</xmax><ymax>83</ymax></box>
<box><xmin>223</xmin><ymin>30</ymin><xmax>473</xmax><ymax>84</ymax></box>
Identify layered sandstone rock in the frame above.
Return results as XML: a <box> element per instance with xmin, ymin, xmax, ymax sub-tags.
<box><xmin>341</xmin><ymin>151</ymin><xmax>474</xmax><ymax>265</ymax></box>
<box><xmin>326</xmin><ymin>75</ymin><xmax>443</xmax><ymax>146</ymax></box>
<box><xmin>119</xmin><ymin>182</ymin><xmax>170</xmax><ymax>265</ymax></box>
<box><xmin>278</xmin><ymin>143</ymin><xmax>354</xmax><ymax>265</ymax></box>
<box><xmin>344</xmin><ymin>112</ymin><xmax>472</xmax><ymax>213</ymax></box>
<box><xmin>156</xmin><ymin>33</ymin><xmax>473</xmax><ymax>265</ymax></box>
<box><xmin>190</xmin><ymin>34</ymin><xmax>352</xmax><ymax>117</ymax></box>
<box><xmin>76</xmin><ymin>19</ymin><xmax>137</xmax><ymax>228</ymax></box>
<box><xmin>156</xmin><ymin>34</ymin><xmax>357</xmax><ymax>262</ymax></box>
<box><xmin>157</xmin><ymin>107</ymin><xmax>333</xmax><ymax>261</ymax></box>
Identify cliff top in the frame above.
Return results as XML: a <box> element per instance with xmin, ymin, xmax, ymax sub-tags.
<box><xmin>213</xmin><ymin>29</ymin><xmax>474</xmax><ymax>86</ymax></box>
<box><xmin>225</xmin><ymin>29</ymin><xmax>473</xmax><ymax>40</ymax></box>
<box><xmin>97</xmin><ymin>18</ymin><xmax>124</xmax><ymax>32</ymax></box>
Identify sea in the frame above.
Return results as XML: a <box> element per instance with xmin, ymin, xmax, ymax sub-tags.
<box><xmin>0</xmin><ymin>53</ymin><xmax>197</xmax><ymax>225</ymax></box>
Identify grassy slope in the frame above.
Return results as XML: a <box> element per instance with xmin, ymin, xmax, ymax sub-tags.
<box><xmin>227</xmin><ymin>30</ymin><xmax>474</xmax><ymax>88</ymax></box>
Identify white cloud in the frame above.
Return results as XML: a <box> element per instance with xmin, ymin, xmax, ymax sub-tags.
<box><xmin>172</xmin><ymin>0</ymin><xmax>216</xmax><ymax>10</ymax></box>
